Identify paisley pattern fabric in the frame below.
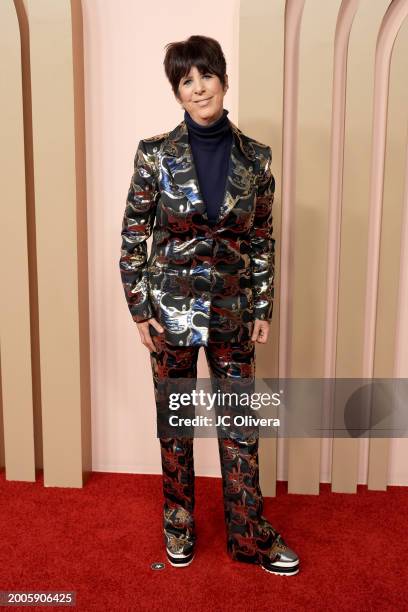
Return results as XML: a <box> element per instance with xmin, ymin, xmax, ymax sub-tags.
<box><xmin>119</xmin><ymin>117</ymin><xmax>275</xmax><ymax>347</ymax></box>
<box><xmin>150</xmin><ymin>332</ymin><xmax>284</xmax><ymax>566</ymax></box>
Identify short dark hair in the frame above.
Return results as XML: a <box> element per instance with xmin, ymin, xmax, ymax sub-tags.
<box><xmin>163</xmin><ymin>35</ymin><xmax>227</xmax><ymax>98</ymax></box>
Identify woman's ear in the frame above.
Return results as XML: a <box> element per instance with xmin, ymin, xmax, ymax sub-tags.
<box><xmin>174</xmin><ymin>92</ymin><xmax>184</xmax><ymax>108</ymax></box>
<box><xmin>224</xmin><ymin>74</ymin><xmax>229</xmax><ymax>92</ymax></box>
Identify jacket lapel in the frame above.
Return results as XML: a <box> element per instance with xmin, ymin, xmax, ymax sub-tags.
<box><xmin>162</xmin><ymin>118</ymin><xmax>257</xmax><ymax>225</ymax></box>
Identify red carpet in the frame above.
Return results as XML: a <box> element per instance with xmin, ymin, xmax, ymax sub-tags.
<box><xmin>0</xmin><ymin>469</ymin><xmax>407</xmax><ymax>611</ymax></box>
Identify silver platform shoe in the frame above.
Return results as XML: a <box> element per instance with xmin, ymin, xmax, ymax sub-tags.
<box><xmin>164</xmin><ymin>531</ymin><xmax>195</xmax><ymax>568</ymax></box>
<box><xmin>260</xmin><ymin>534</ymin><xmax>300</xmax><ymax>576</ymax></box>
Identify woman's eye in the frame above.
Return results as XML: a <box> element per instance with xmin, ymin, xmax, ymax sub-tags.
<box><xmin>183</xmin><ymin>74</ymin><xmax>212</xmax><ymax>85</ymax></box>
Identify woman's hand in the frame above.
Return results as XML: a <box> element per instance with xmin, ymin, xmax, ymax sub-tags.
<box><xmin>251</xmin><ymin>319</ymin><xmax>270</xmax><ymax>344</ymax></box>
<box><xmin>136</xmin><ymin>317</ymin><xmax>164</xmax><ymax>353</ymax></box>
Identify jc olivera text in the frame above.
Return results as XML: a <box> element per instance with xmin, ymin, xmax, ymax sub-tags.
<box><xmin>167</xmin><ymin>415</ymin><xmax>281</xmax><ymax>428</ymax></box>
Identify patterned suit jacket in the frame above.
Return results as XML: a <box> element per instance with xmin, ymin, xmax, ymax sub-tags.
<box><xmin>119</xmin><ymin>116</ymin><xmax>275</xmax><ymax>347</ymax></box>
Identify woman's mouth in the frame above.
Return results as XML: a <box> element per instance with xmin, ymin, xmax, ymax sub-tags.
<box><xmin>195</xmin><ymin>98</ymin><xmax>212</xmax><ymax>105</ymax></box>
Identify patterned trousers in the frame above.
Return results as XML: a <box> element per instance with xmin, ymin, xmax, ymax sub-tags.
<box><xmin>149</xmin><ymin>330</ymin><xmax>280</xmax><ymax>565</ymax></box>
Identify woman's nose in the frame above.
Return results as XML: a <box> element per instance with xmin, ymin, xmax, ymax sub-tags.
<box><xmin>194</xmin><ymin>81</ymin><xmax>205</xmax><ymax>94</ymax></box>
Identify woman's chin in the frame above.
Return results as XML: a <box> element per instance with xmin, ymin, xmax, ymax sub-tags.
<box><xmin>196</xmin><ymin>106</ymin><xmax>223</xmax><ymax>122</ymax></box>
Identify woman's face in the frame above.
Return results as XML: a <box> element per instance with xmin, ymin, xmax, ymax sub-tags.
<box><xmin>176</xmin><ymin>65</ymin><xmax>228</xmax><ymax>126</ymax></box>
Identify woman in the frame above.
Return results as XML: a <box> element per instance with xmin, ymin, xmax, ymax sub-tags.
<box><xmin>119</xmin><ymin>35</ymin><xmax>299</xmax><ymax>576</ymax></box>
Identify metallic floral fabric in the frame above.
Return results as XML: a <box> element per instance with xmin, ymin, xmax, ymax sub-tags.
<box><xmin>161</xmin><ymin>435</ymin><xmax>283</xmax><ymax>566</ymax></box>
<box><xmin>119</xmin><ymin>117</ymin><xmax>275</xmax><ymax>347</ymax></box>
<box><xmin>150</xmin><ymin>332</ymin><xmax>283</xmax><ymax>566</ymax></box>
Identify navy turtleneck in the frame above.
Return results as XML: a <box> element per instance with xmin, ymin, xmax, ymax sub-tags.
<box><xmin>184</xmin><ymin>108</ymin><xmax>233</xmax><ymax>225</ymax></box>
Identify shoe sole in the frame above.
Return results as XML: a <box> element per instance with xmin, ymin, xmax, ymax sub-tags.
<box><xmin>166</xmin><ymin>549</ymin><xmax>195</xmax><ymax>567</ymax></box>
<box><xmin>261</xmin><ymin>563</ymin><xmax>300</xmax><ymax>576</ymax></box>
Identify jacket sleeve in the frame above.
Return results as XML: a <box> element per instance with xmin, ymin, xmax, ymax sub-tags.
<box><xmin>119</xmin><ymin>139</ymin><xmax>158</xmax><ymax>323</ymax></box>
<box><xmin>249</xmin><ymin>146</ymin><xmax>276</xmax><ymax>321</ymax></box>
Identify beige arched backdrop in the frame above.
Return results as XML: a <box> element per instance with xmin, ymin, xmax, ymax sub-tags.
<box><xmin>1</xmin><ymin>0</ymin><xmax>407</xmax><ymax>493</ymax></box>
<box><xmin>1</xmin><ymin>0</ymin><xmax>91</xmax><ymax>487</ymax></box>
<box><xmin>0</xmin><ymin>0</ymin><xmax>35</xmax><ymax>482</ymax></box>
